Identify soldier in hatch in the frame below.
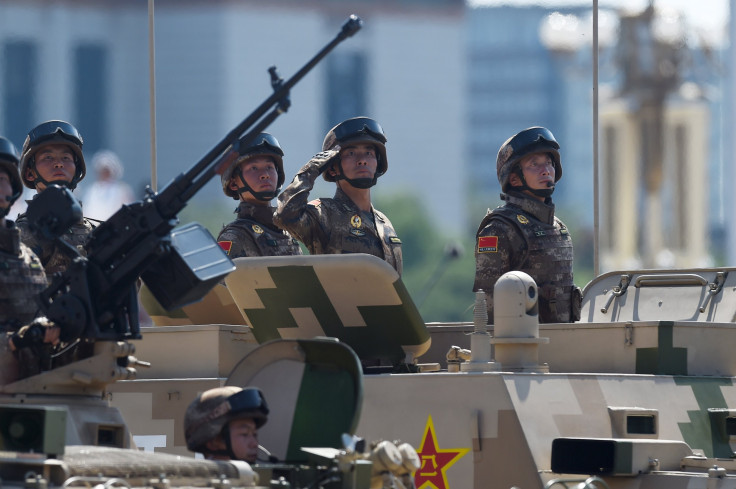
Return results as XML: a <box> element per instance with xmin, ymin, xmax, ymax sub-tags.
<box><xmin>0</xmin><ymin>136</ymin><xmax>60</xmax><ymax>383</ymax></box>
<box><xmin>15</xmin><ymin>120</ymin><xmax>95</xmax><ymax>277</ymax></box>
<box><xmin>473</xmin><ymin>126</ymin><xmax>581</xmax><ymax>324</ymax></box>
<box><xmin>184</xmin><ymin>386</ymin><xmax>269</xmax><ymax>464</ymax></box>
<box><xmin>274</xmin><ymin>117</ymin><xmax>402</xmax><ymax>274</ymax></box>
<box><xmin>217</xmin><ymin>133</ymin><xmax>302</xmax><ymax>257</ymax></box>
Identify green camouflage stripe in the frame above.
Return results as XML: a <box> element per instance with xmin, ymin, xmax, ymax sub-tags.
<box><xmin>635</xmin><ymin>322</ymin><xmax>687</xmax><ymax>375</ymax></box>
<box><xmin>675</xmin><ymin>376</ymin><xmax>734</xmax><ymax>458</ymax></box>
<box><xmin>244</xmin><ymin>265</ymin><xmax>428</xmax><ymax>364</ymax></box>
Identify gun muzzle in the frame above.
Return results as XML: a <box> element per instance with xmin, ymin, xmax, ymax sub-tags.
<box><xmin>341</xmin><ymin>15</ymin><xmax>363</xmax><ymax>38</ymax></box>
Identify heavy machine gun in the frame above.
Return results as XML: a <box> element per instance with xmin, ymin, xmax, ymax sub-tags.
<box><xmin>26</xmin><ymin>15</ymin><xmax>363</xmax><ymax>344</ymax></box>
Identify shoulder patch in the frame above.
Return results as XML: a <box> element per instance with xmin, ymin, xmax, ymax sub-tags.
<box><xmin>389</xmin><ymin>236</ymin><xmax>402</xmax><ymax>244</ymax></box>
<box><xmin>516</xmin><ymin>215</ymin><xmax>529</xmax><ymax>224</ymax></box>
<box><xmin>308</xmin><ymin>198</ymin><xmax>322</xmax><ymax>207</ymax></box>
<box><xmin>478</xmin><ymin>236</ymin><xmax>498</xmax><ymax>253</ymax></box>
<box><xmin>218</xmin><ymin>240</ymin><xmax>233</xmax><ymax>255</ymax></box>
<box><xmin>251</xmin><ymin>224</ymin><xmax>264</xmax><ymax>234</ymax></box>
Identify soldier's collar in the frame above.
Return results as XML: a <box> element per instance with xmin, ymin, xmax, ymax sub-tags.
<box><xmin>237</xmin><ymin>201</ymin><xmax>277</xmax><ymax>223</ymax></box>
<box><xmin>334</xmin><ymin>187</ymin><xmax>375</xmax><ymax>215</ymax></box>
<box><xmin>503</xmin><ymin>190</ymin><xmax>555</xmax><ymax>224</ymax></box>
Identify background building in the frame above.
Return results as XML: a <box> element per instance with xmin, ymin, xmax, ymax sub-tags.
<box><xmin>0</xmin><ymin>0</ymin><xmax>731</xmax><ymax>319</ymax></box>
<box><xmin>0</xmin><ymin>0</ymin><xmax>466</xmax><ymax>232</ymax></box>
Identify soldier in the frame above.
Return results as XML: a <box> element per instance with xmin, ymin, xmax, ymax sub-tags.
<box><xmin>274</xmin><ymin>117</ymin><xmax>402</xmax><ymax>274</ymax></box>
<box><xmin>184</xmin><ymin>386</ymin><xmax>269</xmax><ymax>464</ymax></box>
<box><xmin>473</xmin><ymin>127</ymin><xmax>581</xmax><ymax>323</ymax></box>
<box><xmin>0</xmin><ymin>136</ymin><xmax>59</xmax><ymax>383</ymax></box>
<box><xmin>217</xmin><ymin>133</ymin><xmax>302</xmax><ymax>258</ymax></box>
<box><xmin>16</xmin><ymin>120</ymin><xmax>95</xmax><ymax>277</ymax></box>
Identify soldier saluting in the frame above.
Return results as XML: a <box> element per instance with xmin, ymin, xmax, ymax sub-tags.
<box><xmin>217</xmin><ymin>133</ymin><xmax>301</xmax><ymax>258</ymax></box>
<box><xmin>274</xmin><ymin>117</ymin><xmax>402</xmax><ymax>275</ymax></box>
<box><xmin>473</xmin><ymin>127</ymin><xmax>581</xmax><ymax>323</ymax></box>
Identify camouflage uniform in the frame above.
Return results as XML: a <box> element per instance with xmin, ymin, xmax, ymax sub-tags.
<box><xmin>0</xmin><ymin>220</ymin><xmax>48</xmax><ymax>383</ymax></box>
<box><xmin>217</xmin><ymin>201</ymin><xmax>302</xmax><ymax>258</ymax></box>
<box><xmin>473</xmin><ymin>190</ymin><xmax>577</xmax><ymax>323</ymax></box>
<box><xmin>0</xmin><ymin>220</ymin><xmax>47</xmax><ymax>329</ymax></box>
<box><xmin>274</xmin><ymin>159</ymin><xmax>402</xmax><ymax>275</ymax></box>
<box><xmin>15</xmin><ymin>210</ymin><xmax>94</xmax><ymax>278</ymax></box>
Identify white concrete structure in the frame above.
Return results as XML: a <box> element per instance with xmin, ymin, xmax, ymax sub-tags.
<box><xmin>600</xmin><ymin>96</ymin><xmax>710</xmax><ymax>270</ymax></box>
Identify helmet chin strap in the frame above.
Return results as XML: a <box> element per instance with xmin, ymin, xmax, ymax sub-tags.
<box><xmin>0</xmin><ymin>191</ymin><xmax>21</xmax><ymax>218</ymax></box>
<box><xmin>30</xmin><ymin>165</ymin><xmax>79</xmax><ymax>191</ymax></box>
<box><xmin>513</xmin><ymin>170</ymin><xmax>555</xmax><ymax>198</ymax></box>
<box><xmin>37</xmin><ymin>177</ymin><xmax>77</xmax><ymax>191</ymax></box>
<box><xmin>234</xmin><ymin>168</ymin><xmax>279</xmax><ymax>202</ymax></box>
<box><xmin>332</xmin><ymin>161</ymin><xmax>377</xmax><ymax>189</ymax></box>
<box><xmin>222</xmin><ymin>423</ymin><xmax>239</xmax><ymax>460</ymax></box>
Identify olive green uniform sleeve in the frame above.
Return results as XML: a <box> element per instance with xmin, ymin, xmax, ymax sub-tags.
<box><xmin>274</xmin><ymin>157</ymin><xmax>334</xmax><ymax>253</ymax></box>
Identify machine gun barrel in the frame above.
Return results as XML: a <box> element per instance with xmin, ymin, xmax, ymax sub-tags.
<box><xmin>34</xmin><ymin>16</ymin><xmax>363</xmax><ymax>343</ymax></box>
<box><xmin>156</xmin><ymin>14</ymin><xmax>363</xmax><ymax>217</ymax></box>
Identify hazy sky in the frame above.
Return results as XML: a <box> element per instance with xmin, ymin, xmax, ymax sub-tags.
<box><xmin>468</xmin><ymin>0</ymin><xmax>730</xmax><ymax>46</ymax></box>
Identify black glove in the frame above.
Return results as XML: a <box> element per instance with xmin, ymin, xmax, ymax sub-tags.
<box><xmin>10</xmin><ymin>317</ymin><xmax>54</xmax><ymax>349</ymax></box>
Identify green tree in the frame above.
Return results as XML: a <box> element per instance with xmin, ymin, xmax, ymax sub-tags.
<box><xmin>375</xmin><ymin>192</ymin><xmax>475</xmax><ymax>323</ymax></box>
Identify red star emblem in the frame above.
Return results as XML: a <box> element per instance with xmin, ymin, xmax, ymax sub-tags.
<box><xmin>415</xmin><ymin>415</ymin><xmax>469</xmax><ymax>489</ymax></box>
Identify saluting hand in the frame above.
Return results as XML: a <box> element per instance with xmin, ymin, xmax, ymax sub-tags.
<box><xmin>309</xmin><ymin>148</ymin><xmax>341</xmax><ymax>173</ymax></box>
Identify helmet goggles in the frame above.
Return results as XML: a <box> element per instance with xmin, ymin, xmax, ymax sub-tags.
<box><xmin>237</xmin><ymin>133</ymin><xmax>283</xmax><ymax>158</ymax></box>
<box><xmin>333</xmin><ymin>117</ymin><xmax>386</xmax><ymax>145</ymax></box>
<box><xmin>188</xmin><ymin>387</ymin><xmax>269</xmax><ymax>438</ymax></box>
<box><xmin>228</xmin><ymin>387</ymin><xmax>270</xmax><ymax>417</ymax></box>
<box><xmin>27</xmin><ymin>120</ymin><xmax>84</xmax><ymax>148</ymax></box>
<box><xmin>508</xmin><ymin>126</ymin><xmax>559</xmax><ymax>153</ymax></box>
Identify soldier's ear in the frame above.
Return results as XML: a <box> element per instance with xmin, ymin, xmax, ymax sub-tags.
<box><xmin>25</xmin><ymin>167</ymin><xmax>36</xmax><ymax>182</ymax></box>
<box><xmin>229</xmin><ymin>179</ymin><xmax>239</xmax><ymax>191</ymax></box>
<box><xmin>508</xmin><ymin>172</ymin><xmax>522</xmax><ymax>187</ymax></box>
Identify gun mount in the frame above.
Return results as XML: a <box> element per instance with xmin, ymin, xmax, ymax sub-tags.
<box><xmin>28</xmin><ymin>15</ymin><xmax>363</xmax><ymax>345</ymax></box>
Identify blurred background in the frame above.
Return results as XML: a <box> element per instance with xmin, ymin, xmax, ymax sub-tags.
<box><xmin>0</xmin><ymin>0</ymin><xmax>731</xmax><ymax>322</ymax></box>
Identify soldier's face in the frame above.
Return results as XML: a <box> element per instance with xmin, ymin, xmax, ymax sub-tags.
<box><xmin>228</xmin><ymin>417</ymin><xmax>259</xmax><ymax>464</ymax></box>
<box><xmin>28</xmin><ymin>144</ymin><xmax>77</xmax><ymax>191</ymax></box>
<box><xmin>514</xmin><ymin>152</ymin><xmax>555</xmax><ymax>190</ymax></box>
<box><xmin>230</xmin><ymin>156</ymin><xmax>278</xmax><ymax>203</ymax></box>
<box><xmin>338</xmin><ymin>143</ymin><xmax>378</xmax><ymax>180</ymax></box>
<box><xmin>0</xmin><ymin>169</ymin><xmax>12</xmax><ymax>209</ymax></box>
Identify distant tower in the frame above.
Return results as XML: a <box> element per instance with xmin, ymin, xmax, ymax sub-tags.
<box><xmin>599</xmin><ymin>5</ymin><xmax>710</xmax><ymax>270</ymax></box>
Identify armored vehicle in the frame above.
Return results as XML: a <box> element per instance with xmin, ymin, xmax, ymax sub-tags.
<box><xmin>76</xmin><ymin>255</ymin><xmax>736</xmax><ymax>489</ymax></box>
<box><xmin>112</xmin><ymin>257</ymin><xmax>736</xmax><ymax>489</ymax></box>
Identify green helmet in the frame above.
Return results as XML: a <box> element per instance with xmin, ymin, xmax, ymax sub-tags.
<box><xmin>322</xmin><ymin>117</ymin><xmax>388</xmax><ymax>183</ymax></box>
<box><xmin>20</xmin><ymin>120</ymin><xmax>86</xmax><ymax>190</ymax></box>
<box><xmin>184</xmin><ymin>386</ymin><xmax>269</xmax><ymax>454</ymax></box>
<box><xmin>496</xmin><ymin>126</ymin><xmax>561</xmax><ymax>193</ymax></box>
<box><xmin>0</xmin><ymin>136</ymin><xmax>23</xmax><ymax>208</ymax></box>
<box><xmin>221</xmin><ymin>133</ymin><xmax>285</xmax><ymax>201</ymax></box>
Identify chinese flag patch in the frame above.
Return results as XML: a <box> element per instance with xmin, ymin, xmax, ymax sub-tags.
<box><xmin>477</xmin><ymin>236</ymin><xmax>498</xmax><ymax>253</ymax></box>
<box><xmin>218</xmin><ymin>241</ymin><xmax>233</xmax><ymax>255</ymax></box>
